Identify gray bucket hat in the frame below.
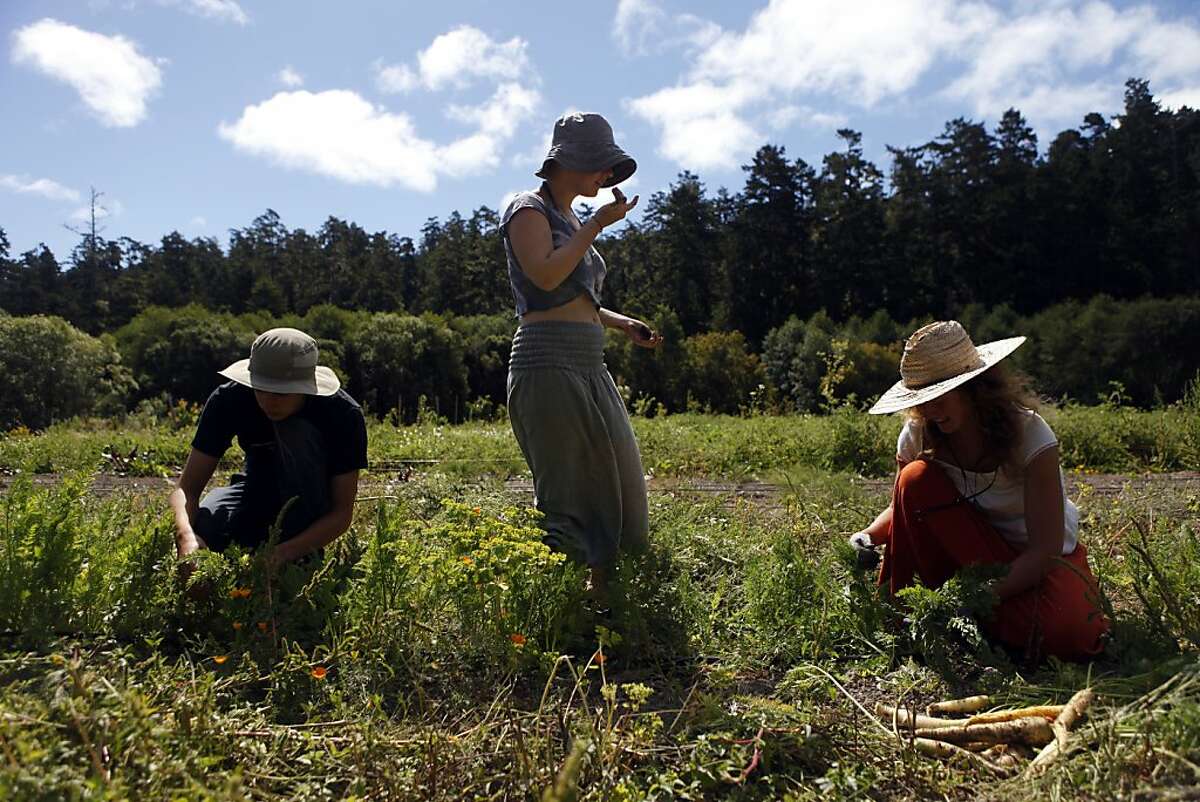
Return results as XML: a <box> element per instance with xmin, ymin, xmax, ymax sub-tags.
<box><xmin>219</xmin><ymin>327</ymin><xmax>340</xmax><ymax>397</ymax></box>
<box><xmin>535</xmin><ymin>112</ymin><xmax>637</xmax><ymax>187</ymax></box>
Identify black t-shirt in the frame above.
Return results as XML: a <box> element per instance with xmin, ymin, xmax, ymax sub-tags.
<box><xmin>192</xmin><ymin>382</ymin><xmax>368</xmax><ymax>477</ymax></box>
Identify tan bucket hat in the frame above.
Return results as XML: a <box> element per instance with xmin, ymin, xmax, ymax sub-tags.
<box><xmin>868</xmin><ymin>321</ymin><xmax>1025</xmax><ymax>415</ymax></box>
<box><xmin>219</xmin><ymin>327</ymin><xmax>340</xmax><ymax>397</ymax></box>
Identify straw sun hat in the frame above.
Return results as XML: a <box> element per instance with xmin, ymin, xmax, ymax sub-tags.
<box><xmin>868</xmin><ymin>321</ymin><xmax>1026</xmax><ymax>415</ymax></box>
<box><xmin>219</xmin><ymin>327</ymin><xmax>340</xmax><ymax>397</ymax></box>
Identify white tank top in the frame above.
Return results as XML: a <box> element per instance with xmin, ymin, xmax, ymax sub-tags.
<box><xmin>896</xmin><ymin>411</ymin><xmax>1079</xmax><ymax>555</ymax></box>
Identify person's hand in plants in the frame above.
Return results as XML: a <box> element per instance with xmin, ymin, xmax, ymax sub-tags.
<box><xmin>849</xmin><ymin>530</ymin><xmax>880</xmax><ymax>570</ymax></box>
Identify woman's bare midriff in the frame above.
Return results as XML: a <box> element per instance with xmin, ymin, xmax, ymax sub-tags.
<box><xmin>520</xmin><ymin>294</ymin><xmax>601</xmax><ymax>327</ymax></box>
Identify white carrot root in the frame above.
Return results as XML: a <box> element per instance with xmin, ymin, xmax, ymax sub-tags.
<box><xmin>1052</xmin><ymin>688</ymin><xmax>1095</xmax><ymax>747</ymax></box>
<box><xmin>913</xmin><ymin>738</ymin><xmax>1012</xmax><ymax>775</ymax></box>
<box><xmin>928</xmin><ymin>695</ymin><xmax>991</xmax><ymax>715</ymax></box>
<box><xmin>1025</xmin><ymin>688</ymin><xmax>1096</xmax><ymax>777</ymax></box>
<box><xmin>914</xmin><ymin>717</ymin><xmax>1054</xmax><ymax>747</ymax></box>
<box><xmin>874</xmin><ymin>702</ymin><xmax>960</xmax><ymax>731</ymax></box>
<box><xmin>965</xmin><ymin>705</ymin><xmax>1065</xmax><ymax>726</ymax></box>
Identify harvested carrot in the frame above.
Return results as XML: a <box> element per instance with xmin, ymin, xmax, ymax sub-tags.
<box><xmin>1025</xmin><ymin>688</ymin><xmax>1096</xmax><ymax>777</ymax></box>
<box><xmin>874</xmin><ymin>702</ymin><xmax>960</xmax><ymax>730</ymax></box>
<box><xmin>965</xmin><ymin>705</ymin><xmax>1065</xmax><ymax>726</ymax></box>
<box><xmin>1052</xmin><ymin>688</ymin><xmax>1094</xmax><ymax>747</ymax></box>
<box><xmin>913</xmin><ymin>738</ymin><xmax>1011</xmax><ymax>775</ymax></box>
<box><xmin>914</xmin><ymin>717</ymin><xmax>1054</xmax><ymax>747</ymax></box>
<box><xmin>928</xmin><ymin>695</ymin><xmax>991</xmax><ymax>716</ymax></box>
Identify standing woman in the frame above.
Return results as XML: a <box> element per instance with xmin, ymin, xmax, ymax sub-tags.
<box><xmin>852</xmin><ymin>321</ymin><xmax>1109</xmax><ymax>661</ymax></box>
<box><xmin>503</xmin><ymin>112</ymin><xmax>661</xmax><ymax>593</ymax></box>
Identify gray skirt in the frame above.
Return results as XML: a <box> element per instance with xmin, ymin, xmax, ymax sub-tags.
<box><xmin>507</xmin><ymin>321</ymin><xmax>649</xmax><ymax>566</ymax></box>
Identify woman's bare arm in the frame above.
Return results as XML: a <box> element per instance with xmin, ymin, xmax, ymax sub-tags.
<box><xmin>994</xmin><ymin>447</ymin><xmax>1065</xmax><ymax>600</ymax></box>
<box><xmin>858</xmin><ymin>459</ymin><xmax>907</xmax><ymax>544</ymax></box>
<box><xmin>508</xmin><ymin>188</ymin><xmax>639</xmax><ymax>292</ymax></box>
<box><xmin>508</xmin><ymin>208</ymin><xmax>602</xmax><ymax>292</ymax></box>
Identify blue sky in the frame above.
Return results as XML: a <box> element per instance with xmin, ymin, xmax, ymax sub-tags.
<box><xmin>2</xmin><ymin>0</ymin><xmax>1198</xmax><ymax>260</ymax></box>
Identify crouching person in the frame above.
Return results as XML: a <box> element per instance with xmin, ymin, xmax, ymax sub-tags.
<box><xmin>171</xmin><ymin>328</ymin><xmax>367</xmax><ymax>575</ymax></box>
<box><xmin>853</xmin><ymin>321</ymin><xmax>1109</xmax><ymax>662</ymax></box>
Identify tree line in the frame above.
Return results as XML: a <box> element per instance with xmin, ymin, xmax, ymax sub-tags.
<box><xmin>2</xmin><ymin>293</ymin><xmax>1197</xmax><ymax>431</ymax></box>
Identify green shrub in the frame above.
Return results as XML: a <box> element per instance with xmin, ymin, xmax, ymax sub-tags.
<box><xmin>447</xmin><ymin>313</ymin><xmax>514</xmax><ymax>412</ymax></box>
<box><xmin>346</xmin><ymin>313</ymin><xmax>468</xmax><ymax>421</ymax></box>
<box><xmin>682</xmin><ymin>330</ymin><xmax>766</xmax><ymax>414</ymax></box>
<box><xmin>114</xmin><ymin>305</ymin><xmax>253</xmax><ymax>404</ymax></box>
<box><xmin>0</xmin><ymin>315</ymin><xmax>135</xmax><ymax>429</ymax></box>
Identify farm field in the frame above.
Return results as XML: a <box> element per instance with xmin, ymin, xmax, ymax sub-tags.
<box><xmin>3</xmin><ymin>408</ymin><xmax>1200</xmax><ymax>800</ymax></box>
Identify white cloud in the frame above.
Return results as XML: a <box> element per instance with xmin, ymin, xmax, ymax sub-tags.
<box><xmin>376</xmin><ymin>26</ymin><xmax>530</xmax><ymax>94</ymax></box>
<box><xmin>1161</xmin><ymin>87</ymin><xmax>1200</xmax><ymax>110</ymax></box>
<box><xmin>0</xmin><ymin>175</ymin><xmax>81</xmax><ymax>202</ymax></box>
<box><xmin>173</xmin><ymin>0</ymin><xmax>248</xmax><ymax>25</ymax></box>
<box><xmin>219</xmin><ymin>91</ymin><xmax>441</xmax><ymax>191</ymax></box>
<box><xmin>225</xmin><ymin>26</ymin><xmax>542</xmax><ymax>189</ymax></box>
<box><xmin>765</xmin><ymin>105</ymin><xmax>849</xmax><ymax>131</ymax></box>
<box><xmin>277</xmin><ymin>66</ymin><xmax>303</xmax><ymax>88</ymax></box>
<box><xmin>69</xmin><ymin>198</ymin><xmax>123</xmax><ymax>222</ymax></box>
<box><xmin>943</xmin><ymin>3</ymin><xmax>1145</xmax><ymax>123</ymax></box>
<box><xmin>418</xmin><ymin>26</ymin><xmax>528</xmax><ymax>90</ymax></box>
<box><xmin>628</xmin><ymin>81</ymin><xmax>762</xmax><ymax>170</ymax></box>
<box><xmin>629</xmin><ymin>0</ymin><xmax>1200</xmax><ymax>170</ymax></box>
<box><xmin>696</xmin><ymin>0</ymin><xmax>994</xmax><ymax>106</ymax></box>
<box><xmin>11</xmin><ymin>18</ymin><xmax>162</xmax><ymax>127</ymax></box>
<box><xmin>218</xmin><ymin>89</ymin><xmax>529</xmax><ymax>191</ymax></box>
<box><xmin>615</xmin><ymin>0</ymin><xmax>666</xmax><ymax>55</ymax></box>
<box><xmin>628</xmin><ymin>0</ymin><xmax>990</xmax><ymax>169</ymax></box>
<box><xmin>614</xmin><ymin>1</ymin><xmax>724</xmax><ymax>56</ymax></box>
<box><xmin>447</xmin><ymin>82</ymin><xmax>540</xmax><ymax>138</ymax></box>
<box><xmin>374</xmin><ymin>61</ymin><xmax>417</xmax><ymax>94</ymax></box>
<box><xmin>189</xmin><ymin>215</ymin><xmax>208</xmax><ymax>228</ymax></box>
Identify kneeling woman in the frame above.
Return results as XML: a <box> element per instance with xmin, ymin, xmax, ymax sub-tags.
<box><xmin>854</xmin><ymin>321</ymin><xmax>1109</xmax><ymax>661</ymax></box>
<box><xmin>503</xmin><ymin>112</ymin><xmax>662</xmax><ymax>591</ymax></box>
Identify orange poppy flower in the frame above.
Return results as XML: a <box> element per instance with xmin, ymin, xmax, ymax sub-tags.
<box><xmin>594</xmin><ymin>651</ymin><xmax>606</xmax><ymax>665</ymax></box>
<box><xmin>213</xmin><ymin>655</ymin><xmax>228</xmax><ymax>665</ymax></box>
<box><xmin>232</xmin><ymin>622</ymin><xmax>243</xmax><ymax>631</ymax></box>
<box><xmin>311</xmin><ymin>666</ymin><xmax>328</xmax><ymax>680</ymax></box>
<box><xmin>258</xmin><ymin>622</ymin><xmax>269</xmax><ymax>633</ymax></box>
<box><xmin>509</xmin><ymin>633</ymin><xmax>527</xmax><ymax>647</ymax></box>
<box><xmin>229</xmin><ymin>587</ymin><xmax>252</xmax><ymax>599</ymax></box>
<box><xmin>461</xmin><ymin>556</ymin><xmax>474</xmax><ymax>565</ymax></box>
<box><xmin>472</xmin><ymin>507</ymin><xmax>482</xmax><ymax>515</ymax></box>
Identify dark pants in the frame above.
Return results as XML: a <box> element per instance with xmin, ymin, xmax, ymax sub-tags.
<box><xmin>194</xmin><ymin>417</ymin><xmax>331</xmax><ymax>552</ymax></box>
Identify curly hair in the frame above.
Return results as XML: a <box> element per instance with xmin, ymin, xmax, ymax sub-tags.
<box><xmin>907</xmin><ymin>363</ymin><xmax>1042</xmax><ymax>476</ymax></box>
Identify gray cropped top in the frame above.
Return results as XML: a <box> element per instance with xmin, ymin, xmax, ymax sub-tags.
<box><xmin>501</xmin><ymin>185</ymin><xmax>606</xmax><ymax>316</ymax></box>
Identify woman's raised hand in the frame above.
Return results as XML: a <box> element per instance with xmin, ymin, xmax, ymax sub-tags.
<box><xmin>594</xmin><ymin>187</ymin><xmax>640</xmax><ymax>229</ymax></box>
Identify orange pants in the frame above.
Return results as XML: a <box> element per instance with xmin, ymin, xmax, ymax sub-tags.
<box><xmin>878</xmin><ymin>459</ymin><xmax>1109</xmax><ymax>661</ymax></box>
